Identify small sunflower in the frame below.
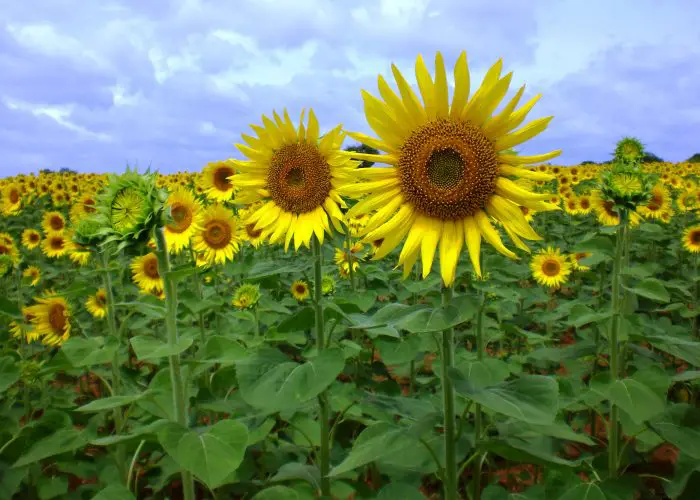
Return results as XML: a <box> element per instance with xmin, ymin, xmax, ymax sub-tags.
<box><xmin>200</xmin><ymin>160</ymin><xmax>237</xmax><ymax>202</ymax></box>
<box><xmin>86</xmin><ymin>289</ymin><xmax>108</xmax><ymax>319</ymax></box>
<box><xmin>2</xmin><ymin>182</ymin><xmax>22</xmax><ymax>214</ymax></box>
<box><xmin>291</xmin><ymin>280</ymin><xmax>310</xmax><ymax>301</ymax></box>
<box><xmin>569</xmin><ymin>252</ymin><xmax>592</xmax><ymax>272</ymax></box>
<box><xmin>164</xmin><ymin>188</ymin><xmax>202</xmax><ymax>254</ymax></box>
<box><xmin>69</xmin><ymin>245</ymin><xmax>92</xmax><ymax>267</ymax></box>
<box><xmin>22</xmin><ymin>266</ymin><xmax>41</xmax><ymax>286</ymax></box>
<box><xmin>563</xmin><ymin>196</ymin><xmax>579</xmax><ymax>215</ymax></box>
<box><xmin>530</xmin><ymin>247</ymin><xmax>571</xmax><ymax>288</ymax></box>
<box><xmin>614</xmin><ymin>137</ymin><xmax>644</xmax><ymax>166</ymax></box>
<box><xmin>21</xmin><ymin>229</ymin><xmax>42</xmax><ymax>250</ymax></box>
<box><xmin>41</xmin><ymin>232</ymin><xmax>71</xmax><ymax>258</ymax></box>
<box><xmin>682</xmin><ymin>225</ymin><xmax>700</xmax><ymax>254</ymax></box>
<box><xmin>10</xmin><ymin>309</ymin><xmax>37</xmax><ymax>343</ymax></box>
<box><xmin>231</xmin><ymin>283</ymin><xmax>261</xmax><ymax>310</ymax></box>
<box><xmin>25</xmin><ymin>295</ymin><xmax>72</xmax><ymax>347</ymax></box>
<box><xmin>637</xmin><ymin>183</ymin><xmax>671</xmax><ymax>219</ymax></box>
<box><xmin>191</xmin><ymin>204</ymin><xmax>241</xmax><ymax>265</ymax></box>
<box><xmin>130</xmin><ymin>253</ymin><xmax>164</xmax><ymax>292</ymax></box>
<box><xmin>577</xmin><ymin>194</ymin><xmax>593</xmax><ymax>215</ymax></box>
<box><xmin>677</xmin><ymin>190</ymin><xmax>698</xmax><ymax>212</ymax></box>
<box><xmin>42</xmin><ymin>211</ymin><xmax>67</xmax><ymax>235</ymax></box>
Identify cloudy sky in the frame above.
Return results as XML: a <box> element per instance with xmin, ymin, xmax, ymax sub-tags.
<box><xmin>1</xmin><ymin>0</ymin><xmax>698</xmax><ymax>176</ymax></box>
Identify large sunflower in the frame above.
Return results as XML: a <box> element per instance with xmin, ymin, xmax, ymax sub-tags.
<box><xmin>233</xmin><ymin>108</ymin><xmax>358</xmax><ymax>251</ymax></box>
<box><xmin>530</xmin><ymin>247</ymin><xmax>571</xmax><ymax>288</ymax></box>
<box><xmin>42</xmin><ymin>211</ymin><xmax>66</xmax><ymax>234</ymax></box>
<box><xmin>338</xmin><ymin>52</ymin><xmax>560</xmax><ymax>285</ymax></box>
<box><xmin>21</xmin><ymin>229</ymin><xmax>42</xmax><ymax>249</ymax></box>
<box><xmin>200</xmin><ymin>160</ymin><xmax>237</xmax><ymax>202</ymax></box>
<box><xmin>164</xmin><ymin>188</ymin><xmax>202</xmax><ymax>253</ymax></box>
<box><xmin>191</xmin><ymin>204</ymin><xmax>241</xmax><ymax>265</ymax></box>
<box><xmin>25</xmin><ymin>295</ymin><xmax>72</xmax><ymax>347</ymax></box>
<box><xmin>131</xmin><ymin>253</ymin><xmax>164</xmax><ymax>291</ymax></box>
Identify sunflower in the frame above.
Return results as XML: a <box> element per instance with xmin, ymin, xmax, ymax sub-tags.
<box><xmin>69</xmin><ymin>245</ymin><xmax>91</xmax><ymax>266</ymax></box>
<box><xmin>637</xmin><ymin>183</ymin><xmax>670</xmax><ymax>219</ymax></box>
<box><xmin>682</xmin><ymin>225</ymin><xmax>700</xmax><ymax>254</ymax></box>
<box><xmin>42</xmin><ymin>211</ymin><xmax>66</xmax><ymax>234</ymax></box>
<box><xmin>530</xmin><ymin>247</ymin><xmax>571</xmax><ymax>288</ymax></box>
<box><xmin>131</xmin><ymin>253</ymin><xmax>164</xmax><ymax>291</ymax></box>
<box><xmin>41</xmin><ymin>232</ymin><xmax>71</xmax><ymax>258</ymax></box>
<box><xmin>86</xmin><ymin>289</ymin><xmax>108</xmax><ymax>319</ymax></box>
<box><xmin>591</xmin><ymin>193</ymin><xmax>641</xmax><ymax>227</ymax></box>
<box><xmin>25</xmin><ymin>295</ymin><xmax>72</xmax><ymax>347</ymax></box>
<box><xmin>291</xmin><ymin>280</ymin><xmax>310</xmax><ymax>301</ymax></box>
<box><xmin>191</xmin><ymin>204</ymin><xmax>241</xmax><ymax>265</ymax></box>
<box><xmin>21</xmin><ymin>229</ymin><xmax>42</xmax><ymax>249</ymax></box>
<box><xmin>22</xmin><ymin>266</ymin><xmax>41</xmax><ymax>286</ymax></box>
<box><xmin>322</xmin><ymin>274</ymin><xmax>336</xmax><ymax>295</ymax></box>
<box><xmin>232</xmin><ymin>283</ymin><xmax>261</xmax><ymax>310</ymax></box>
<box><xmin>200</xmin><ymin>160</ymin><xmax>237</xmax><ymax>202</ymax></box>
<box><xmin>577</xmin><ymin>194</ymin><xmax>593</xmax><ymax>215</ymax></box>
<box><xmin>238</xmin><ymin>204</ymin><xmax>267</xmax><ymax>248</ymax></box>
<box><xmin>338</xmin><ymin>52</ymin><xmax>560</xmax><ymax>285</ymax></box>
<box><xmin>334</xmin><ymin>241</ymin><xmax>363</xmax><ymax>278</ymax></box>
<box><xmin>2</xmin><ymin>182</ymin><xmax>22</xmax><ymax>214</ymax></box>
<box><xmin>563</xmin><ymin>196</ymin><xmax>579</xmax><ymax>215</ymax></box>
<box><xmin>10</xmin><ymin>309</ymin><xmax>38</xmax><ymax>343</ymax></box>
<box><xmin>164</xmin><ymin>188</ymin><xmax>202</xmax><ymax>254</ymax></box>
<box><xmin>569</xmin><ymin>252</ymin><xmax>592</xmax><ymax>272</ymax></box>
<box><xmin>677</xmin><ymin>190</ymin><xmax>698</xmax><ymax>212</ymax></box>
<box><xmin>233</xmin><ymin>108</ymin><xmax>358</xmax><ymax>251</ymax></box>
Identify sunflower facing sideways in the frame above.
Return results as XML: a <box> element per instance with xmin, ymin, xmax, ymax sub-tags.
<box><xmin>86</xmin><ymin>288</ymin><xmax>108</xmax><ymax>319</ymax></box>
<box><xmin>164</xmin><ymin>188</ymin><xmax>202</xmax><ymax>254</ymax></box>
<box><xmin>338</xmin><ymin>52</ymin><xmax>561</xmax><ymax>286</ymax></box>
<box><xmin>530</xmin><ymin>246</ymin><xmax>572</xmax><ymax>288</ymax></box>
<box><xmin>233</xmin><ymin>108</ymin><xmax>358</xmax><ymax>251</ymax></box>
<box><xmin>191</xmin><ymin>204</ymin><xmax>241</xmax><ymax>265</ymax></box>
<box><xmin>22</xmin><ymin>265</ymin><xmax>41</xmax><ymax>286</ymax></box>
<box><xmin>130</xmin><ymin>253</ymin><xmax>164</xmax><ymax>292</ymax></box>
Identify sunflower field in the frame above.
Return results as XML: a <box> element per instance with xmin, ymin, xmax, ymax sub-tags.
<box><xmin>2</xmin><ymin>52</ymin><xmax>700</xmax><ymax>500</ymax></box>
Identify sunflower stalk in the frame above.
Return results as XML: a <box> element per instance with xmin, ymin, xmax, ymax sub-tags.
<box><xmin>154</xmin><ymin>227</ymin><xmax>196</xmax><ymax>500</ymax></box>
<box><xmin>99</xmin><ymin>249</ymin><xmax>128</xmax><ymax>483</ymax></box>
<box><xmin>312</xmin><ymin>236</ymin><xmax>332</xmax><ymax>498</ymax></box>
<box><xmin>694</xmin><ymin>253</ymin><xmax>699</xmax><ymax>339</ymax></box>
<box><xmin>472</xmin><ymin>288</ymin><xmax>486</xmax><ymax>500</ymax></box>
<box><xmin>440</xmin><ymin>285</ymin><xmax>459</xmax><ymax>500</ymax></box>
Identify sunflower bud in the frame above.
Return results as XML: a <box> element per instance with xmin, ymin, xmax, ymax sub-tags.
<box><xmin>321</xmin><ymin>274</ymin><xmax>336</xmax><ymax>295</ymax></box>
<box><xmin>72</xmin><ymin>217</ymin><xmax>106</xmax><ymax>249</ymax></box>
<box><xmin>613</xmin><ymin>137</ymin><xmax>645</xmax><ymax>168</ymax></box>
<box><xmin>232</xmin><ymin>283</ymin><xmax>261</xmax><ymax>310</ymax></box>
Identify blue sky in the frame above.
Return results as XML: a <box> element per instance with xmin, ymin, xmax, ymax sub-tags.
<box><xmin>1</xmin><ymin>0</ymin><xmax>698</xmax><ymax>176</ymax></box>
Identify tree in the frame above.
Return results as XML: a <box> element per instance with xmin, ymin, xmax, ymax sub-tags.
<box><xmin>581</xmin><ymin>160</ymin><xmax>597</xmax><ymax>165</ymax></box>
<box><xmin>687</xmin><ymin>153</ymin><xmax>700</xmax><ymax>163</ymax></box>
<box><xmin>344</xmin><ymin>143</ymin><xmax>380</xmax><ymax>168</ymax></box>
<box><xmin>641</xmin><ymin>152</ymin><xmax>664</xmax><ymax>163</ymax></box>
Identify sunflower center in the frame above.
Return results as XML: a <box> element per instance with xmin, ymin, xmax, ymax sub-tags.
<box><xmin>691</xmin><ymin>231</ymin><xmax>700</xmax><ymax>245</ymax></box>
<box><xmin>603</xmin><ymin>201</ymin><xmax>618</xmax><ymax>217</ymax></box>
<box><xmin>580</xmin><ymin>199</ymin><xmax>590</xmax><ymax>210</ymax></box>
<box><xmin>245</xmin><ymin>223</ymin><xmax>263</xmax><ymax>239</ymax></box>
<box><xmin>144</xmin><ymin>257</ymin><xmax>160</xmax><ymax>279</ymax></box>
<box><xmin>203</xmin><ymin>221</ymin><xmax>232</xmax><ymax>249</ymax></box>
<box><xmin>213</xmin><ymin>166</ymin><xmax>235</xmax><ymax>192</ymax></box>
<box><xmin>48</xmin><ymin>303</ymin><xmax>67</xmax><ymax>333</ymax></box>
<box><xmin>268</xmin><ymin>142</ymin><xmax>332</xmax><ymax>214</ymax></box>
<box><xmin>295</xmin><ymin>284</ymin><xmax>306</xmax><ymax>294</ymax></box>
<box><xmin>50</xmin><ymin>216</ymin><xmax>64</xmax><ymax>231</ymax></box>
<box><xmin>648</xmin><ymin>194</ymin><xmax>662</xmax><ymax>211</ymax></box>
<box><xmin>9</xmin><ymin>190</ymin><xmax>19</xmax><ymax>204</ymax></box>
<box><xmin>96</xmin><ymin>291</ymin><xmax>106</xmax><ymax>306</ymax></box>
<box><xmin>542</xmin><ymin>260</ymin><xmax>561</xmax><ymax>277</ymax></box>
<box><xmin>398</xmin><ymin>119</ymin><xmax>498</xmax><ymax>220</ymax></box>
<box><xmin>0</xmin><ymin>245</ymin><xmax>8</xmax><ymax>255</ymax></box>
<box><xmin>168</xmin><ymin>204</ymin><xmax>192</xmax><ymax>233</ymax></box>
<box><xmin>30</xmin><ymin>233</ymin><xmax>39</xmax><ymax>242</ymax></box>
<box><xmin>50</xmin><ymin>237</ymin><xmax>64</xmax><ymax>250</ymax></box>
<box><xmin>84</xmin><ymin>199</ymin><xmax>96</xmax><ymax>213</ymax></box>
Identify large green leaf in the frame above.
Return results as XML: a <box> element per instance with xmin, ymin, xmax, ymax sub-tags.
<box><xmin>76</xmin><ymin>393</ymin><xmax>148</xmax><ymax>413</ymax></box>
<box><xmin>61</xmin><ymin>336</ymin><xmax>119</xmax><ymax>367</ymax></box>
<box><xmin>91</xmin><ymin>484</ymin><xmax>137</xmax><ymax>500</ymax></box>
<box><xmin>394</xmin><ymin>295</ymin><xmax>478</xmax><ymax>333</ymax></box>
<box><xmin>14</xmin><ymin>429</ymin><xmax>88</xmax><ymax>467</ymax></box>
<box><xmin>607</xmin><ymin>378</ymin><xmax>665</xmax><ymax>424</ymax></box>
<box><xmin>201</xmin><ymin>336</ymin><xmax>247</xmax><ymax>365</ymax></box>
<box><xmin>376</xmin><ymin>483</ymin><xmax>426</xmax><ymax>500</ymax></box>
<box><xmin>451</xmin><ymin>372</ymin><xmax>559</xmax><ymax>424</ymax></box>
<box><xmin>237</xmin><ymin>347</ymin><xmax>344</xmax><ymax>411</ymax></box>
<box><xmin>0</xmin><ymin>356</ymin><xmax>20</xmax><ymax>393</ymax></box>
<box><xmin>250</xmin><ymin>486</ymin><xmax>302</xmax><ymax>500</ymax></box>
<box><xmin>648</xmin><ymin>405</ymin><xmax>700</xmax><ymax>460</ymax></box>
<box><xmin>130</xmin><ymin>335</ymin><xmax>193</xmax><ymax>361</ymax></box>
<box><xmin>623</xmin><ymin>278</ymin><xmax>670</xmax><ymax>303</ymax></box>
<box><xmin>559</xmin><ymin>483</ymin><xmax>606</xmax><ymax>500</ymax></box>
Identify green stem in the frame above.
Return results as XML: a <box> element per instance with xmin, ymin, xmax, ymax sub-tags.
<box><xmin>154</xmin><ymin>228</ymin><xmax>196</xmax><ymax>500</ymax></box>
<box><xmin>694</xmin><ymin>254</ymin><xmax>699</xmax><ymax>339</ymax></box>
<box><xmin>312</xmin><ymin>236</ymin><xmax>332</xmax><ymax>499</ymax></box>
<box><xmin>440</xmin><ymin>285</ymin><xmax>458</xmax><ymax>500</ymax></box>
<box><xmin>189</xmin><ymin>245</ymin><xmax>207</xmax><ymax>346</ymax></box>
<box><xmin>473</xmin><ymin>291</ymin><xmax>486</xmax><ymax>500</ymax></box>
<box><xmin>99</xmin><ymin>250</ymin><xmax>128</xmax><ymax>483</ymax></box>
<box><xmin>345</xmin><ymin>231</ymin><xmax>356</xmax><ymax>292</ymax></box>
<box><xmin>608</xmin><ymin>211</ymin><xmax>627</xmax><ymax>478</ymax></box>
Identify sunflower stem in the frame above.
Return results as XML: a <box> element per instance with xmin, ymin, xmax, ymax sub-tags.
<box><xmin>694</xmin><ymin>253</ymin><xmax>699</xmax><ymax>339</ymax></box>
<box><xmin>345</xmin><ymin>231</ymin><xmax>356</xmax><ymax>292</ymax></box>
<box><xmin>608</xmin><ymin>210</ymin><xmax>628</xmax><ymax>478</ymax></box>
<box><xmin>440</xmin><ymin>285</ymin><xmax>459</xmax><ymax>500</ymax></box>
<box><xmin>312</xmin><ymin>236</ymin><xmax>332</xmax><ymax>499</ymax></box>
<box><xmin>188</xmin><ymin>245</ymin><xmax>207</xmax><ymax>347</ymax></box>
<box><xmin>154</xmin><ymin>227</ymin><xmax>196</xmax><ymax>500</ymax></box>
<box><xmin>472</xmin><ymin>288</ymin><xmax>486</xmax><ymax>500</ymax></box>
<box><xmin>99</xmin><ymin>249</ymin><xmax>128</xmax><ymax>483</ymax></box>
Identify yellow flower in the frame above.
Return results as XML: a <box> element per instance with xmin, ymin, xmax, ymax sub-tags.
<box><xmin>291</xmin><ymin>280</ymin><xmax>310</xmax><ymax>301</ymax></box>
<box><xmin>563</xmin><ymin>196</ymin><xmax>579</xmax><ymax>215</ymax></box>
<box><xmin>200</xmin><ymin>161</ymin><xmax>237</xmax><ymax>202</ymax></box>
<box><xmin>232</xmin><ymin>284</ymin><xmax>261</xmax><ymax>310</ymax></box>
<box><xmin>682</xmin><ymin>225</ymin><xmax>700</xmax><ymax>254</ymax></box>
<box><xmin>636</xmin><ymin>183</ymin><xmax>671</xmax><ymax>220</ymax></box>
<box><xmin>86</xmin><ymin>289</ymin><xmax>107</xmax><ymax>319</ymax></box>
<box><xmin>41</xmin><ymin>232</ymin><xmax>71</xmax><ymax>258</ymax></box>
<box><xmin>569</xmin><ymin>252</ymin><xmax>592</xmax><ymax>272</ymax></box>
<box><xmin>238</xmin><ymin>203</ymin><xmax>267</xmax><ymax>248</ymax></box>
<box><xmin>42</xmin><ymin>211</ymin><xmax>67</xmax><ymax>235</ymax></box>
<box><xmin>677</xmin><ymin>190</ymin><xmax>698</xmax><ymax>212</ymax></box>
<box><xmin>69</xmin><ymin>245</ymin><xmax>91</xmax><ymax>267</ymax></box>
<box><xmin>131</xmin><ymin>253</ymin><xmax>163</xmax><ymax>292</ymax></box>
<box><xmin>164</xmin><ymin>188</ymin><xmax>202</xmax><ymax>254</ymax></box>
<box><xmin>22</xmin><ymin>266</ymin><xmax>41</xmax><ymax>286</ymax></box>
<box><xmin>338</xmin><ymin>52</ymin><xmax>560</xmax><ymax>286</ymax></box>
<box><xmin>577</xmin><ymin>194</ymin><xmax>593</xmax><ymax>215</ymax></box>
<box><xmin>233</xmin><ymin>108</ymin><xmax>357</xmax><ymax>251</ymax></box>
<box><xmin>2</xmin><ymin>182</ymin><xmax>22</xmax><ymax>214</ymax></box>
<box><xmin>191</xmin><ymin>204</ymin><xmax>241</xmax><ymax>265</ymax></box>
<box><xmin>530</xmin><ymin>247</ymin><xmax>571</xmax><ymax>288</ymax></box>
<box><xmin>25</xmin><ymin>295</ymin><xmax>72</xmax><ymax>347</ymax></box>
<box><xmin>21</xmin><ymin>229</ymin><xmax>42</xmax><ymax>250</ymax></box>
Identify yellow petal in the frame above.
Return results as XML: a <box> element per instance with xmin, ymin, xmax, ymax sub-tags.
<box><xmin>463</xmin><ymin>216</ymin><xmax>481</xmax><ymax>276</ymax></box>
<box><xmin>433</xmin><ymin>52</ymin><xmax>449</xmax><ymax>118</ymax></box>
<box><xmin>347</xmin><ymin>129</ymin><xmax>396</xmax><ymax>154</ymax></box>
<box><xmin>415</xmin><ymin>53</ymin><xmax>436</xmax><ymax>119</ymax></box>
<box><xmin>364</xmin><ymin>203</ymin><xmax>415</xmax><ymax>242</ymax></box>
<box><xmin>495</xmin><ymin>94</ymin><xmax>543</xmax><ymax>136</ymax></box>
<box><xmin>420</xmin><ymin>219</ymin><xmax>443</xmax><ymax>279</ymax></box>
<box><xmin>498</xmin><ymin>150</ymin><xmax>562</xmax><ymax>165</ymax></box>
<box><xmin>495</xmin><ymin>177</ymin><xmax>551</xmax><ymax>203</ymax></box>
<box><xmin>284</xmin><ymin>214</ymin><xmax>297</xmax><ymax>252</ymax></box>
<box><xmin>439</xmin><ymin>219</ymin><xmax>463</xmax><ymax>287</ymax></box>
<box><xmin>339</xmin><ymin>178</ymin><xmax>400</xmax><ymax>197</ymax></box>
<box><xmin>391</xmin><ymin>63</ymin><xmax>427</xmax><ymax>124</ymax></box>
<box><xmin>307</xmin><ymin>109</ymin><xmax>320</xmax><ymax>142</ymax></box>
<box><xmin>494</xmin><ymin>116</ymin><xmax>554</xmax><ymax>152</ymax></box>
<box><xmin>499</xmin><ymin>165</ymin><xmax>555</xmax><ymax>181</ymax></box>
<box><xmin>486</xmin><ymin>195</ymin><xmax>540</xmax><ymax>240</ymax></box>
<box><xmin>474</xmin><ymin>211</ymin><xmax>517</xmax><ymax>259</ymax></box>
<box><xmin>362</xmin><ymin>194</ymin><xmax>405</xmax><ymax>234</ymax></box>
<box><xmin>461</xmin><ymin>58</ymin><xmax>503</xmax><ymax>121</ymax></box>
<box><xmin>297</xmin><ymin>108</ymin><xmax>306</xmax><ymax>139</ymax></box>
<box><xmin>346</xmin><ymin>187</ymin><xmax>402</xmax><ymax>218</ymax></box>
<box><xmin>398</xmin><ymin>214</ymin><xmax>429</xmax><ymax>265</ymax></box>
<box><xmin>373</xmin><ymin>208</ymin><xmax>415</xmax><ymax>260</ymax></box>
<box><xmin>377</xmin><ymin>74</ymin><xmax>416</xmax><ymax>129</ymax></box>
<box><xmin>450</xmin><ymin>51</ymin><xmax>470</xmax><ymax>119</ymax></box>
<box><xmin>465</xmin><ymin>72</ymin><xmax>513</xmax><ymax>127</ymax></box>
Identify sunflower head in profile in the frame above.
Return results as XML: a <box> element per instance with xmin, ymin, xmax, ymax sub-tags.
<box><xmin>530</xmin><ymin>247</ymin><xmax>572</xmax><ymax>289</ymax></box>
<box><xmin>72</xmin><ymin>217</ymin><xmax>106</xmax><ymax>249</ymax></box>
<box><xmin>25</xmin><ymin>294</ymin><xmax>72</xmax><ymax>347</ymax></box>
<box><xmin>22</xmin><ymin>265</ymin><xmax>41</xmax><ymax>286</ymax></box>
<box><xmin>130</xmin><ymin>252</ymin><xmax>163</xmax><ymax>292</ymax></box>
<box><xmin>191</xmin><ymin>204</ymin><xmax>241</xmax><ymax>265</ymax></box>
<box><xmin>677</xmin><ymin>190</ymin><xmax>699</xmax><ymax>213</ymax></box>
<box><xmin>233</xmin><ymin>108</ymin><xmax>359</xmax><ymax>251</ymax></box>
<box><xmin>636</xmin><ymin>183</ymin><xmax>670</xmax><ymax>220</ymax></box>
<box><xmin>164</xmin><ymin>188</ymin><xmax>202</xmax><ymax>254</ymax></box>
<box><xmin>569</xmin><ymin>252</ymin><xmax>592</xmax><ymax>272</ymax></box>
<box><xmin>338</xmin><ymin>52</ymin><xmax>561</xmax><ymax>286</ymax></box>
<box><xmin>290</xmin><ymin>280</ymin><xmax>310</xmax><ymax>301</ymax></box>
<box><xmin>96</xmin><ymin>168</ymin><xmax>166</xmax><ymax>249</ymax></box>
<box><xmin>237</xmin><ymin>203</ymin><xmax>267</xmax><ymax>248</ymax></box>
<box><xmin>200</xmin><ymin>160</ymin><xmax>237</xmax><ymax>202</ymax></box>
<box><xmin>69</xmin><ymin>244</ymin><xmax>92</xmax><ymax>267</ymax></box>
<box><xmin>682</xmin><ymin>225</ymin><xmax>700</xmax><ymax>254</ymax></box>
<box><xmin>2</xmin><ymin>182</ymin><xmax>22</xmax><ymax>214</ymax></box>
<box><xmin>22</xmin><ymin>229</ymin><xmax>42</xmax><ymax>250</ymax></box>
<box><xmin>42</xmin><ymin>211</ymin><xmax>67</xmax><ymax>235</ymax></box>
<box><xmin>41</xmin><ymin>232</ymin><xmax>72</xmax><ymax>258</ymax></box>
<box><xmin>232</xmin><ymin>283</ymin><xmax>261</xmax><ymax>310</ymax></box>
<box><xmin>86</xmin><ymin>288</ymin><xmax>108</xmax><ymax>319</ymax></box>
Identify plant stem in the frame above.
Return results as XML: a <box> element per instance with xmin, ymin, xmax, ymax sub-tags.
<box><xmin>189</xmin><ymin>245</ymin><xmax>207</xmax><ymax>346</ymax></box>
<box><xmin>694</xmin><ymin>253</ymin><xmax>699</xmax><ymax>339</ymax></box>
<box><xmin>99</xmin><ymin>250</ymin><xmax>127</xmax><ymax>483</ymax></box>
<box><xmin>345</xmin><ymin>231</ymin><xmax>356</xmax><ymax>292</ymax></box>
<box><xmin>312</xmin><ymin>236</ymin><xmax>332</xmax><ymax>499</ymax></box>
<box><xmin>440</xmin><ymin>285</ymin><xmax>458</xmax><ymax>500</ymax></box>
<box><xmin>473</xmin><ymin>290</ymin><xmax>486</xmax><ymax>500</ymax></box>
<box><xmin>154</xmin><ymin>228</ymin><xmax>196</xmax><ymax>500</ymax></box>
<box><xmin>608</xmin><ymin>211</ymin><xmax>627</xmax><ymax>478</ymax></box>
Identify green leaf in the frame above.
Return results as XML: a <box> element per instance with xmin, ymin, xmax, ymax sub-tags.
<box><xmin>559</xmin><ymin>483</ymin><xmax>606</xmax><ymax>500</ymax></box>
<box><xmin>376</xmin><ymin>483</ymin><xmax>425</xmax><ymax>500</ymax></box>
<box><xmin>0</xmin><ymin>356</ymin><xmax>20</xmax><ymax>392</ymax></box>
<box><xmin>76</xmin><ymin>394</ymin><xmax>147</xmax><ymax>413</ymax></box>
<box><xmin>37</xmin><ymin>476</ymin><xmax>69</xmax><ymax>500</ymax></box>
<box><xmin>131</xmin><ymin>335</ymin><xmax>193</xmax><ymax>361</ymax></box>
<box><xmin>14</xmin><ymin>429</ymin><xmax>88</xmax><ymax>467</ymax></box>
<box><xmin>375</xmin><ymin>336</ymin><xmax>422</xmax><ymax>365</ymax></box>
<box><xmin>159</xmin><ymin>420</ymin><xmax>248</xmax><ymax>490</ymax></box>
<box><xmin>395</xmin><ymin>295</ymin><xmax>478</xmax><ymax>334</ymax></box>
<box><xmin>648</xmin><ymin>405</ymin><xmax>700</xmax><ymax>460</ymax></box>
<box><xmin>623</xmin><ymin>278</ymin><xmax>670</xmax><ymax>303</ymax></box>
<box><xmin>607</xmin><ymin>378</ymin><xmax>666</xmax><ymax>424</ymax></box>
<box><xmin>567</xmin><ymin>305</ymin><xmax>613</xmax><ymax>328</ymax></box>
<box><xmin>0</xmin><ymin>297</ymin><xmax>21</xmax><ymax>319</ymax></box>
<box><xmin>251</xmin><ymin>486</ymin><xmax>302</xmax><ymax>500</ymax></box>
<box><xmin>270</xmin><ymin>462</ymin><xmax>320</xmax><ymax>490</ymax></box>
<box><xmin>91</xmin><ymin>484</ymin><xmax>137</xmax><ymax>500</ymax></box>
<box><xmin>451</xmin><ymin>372</ymin><xmax>558</xmax><ymax>424</ymax></box>
<box><xmin>237</xmin><ymin>347</ymin><xmax>345</xmax><ymax>411</ymax></box>
<box><xmin>277</xmin><ymin>307</ymin><xmax>315</xmax><ymax>333</ymax></box>
<box><xmin>61</xmin><ymin>336</ymin><xmax>119</xmax><ymax>367</ymax></box>
<box><xmin>201</xmin><ymin>336</ymin><xmax>247</xmax><ymax>365</ymax></box>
